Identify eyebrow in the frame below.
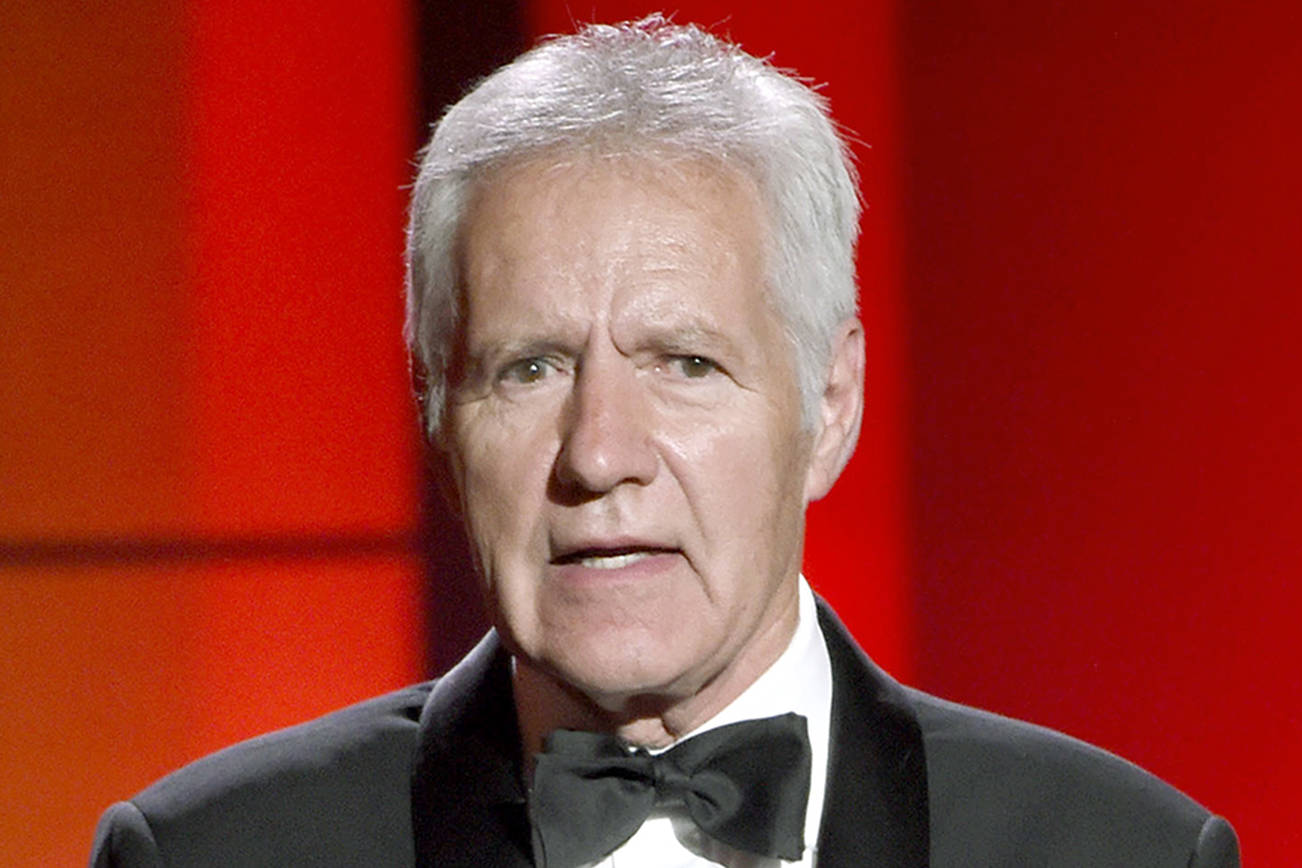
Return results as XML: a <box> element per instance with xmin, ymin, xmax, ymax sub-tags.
<box><xmin>611</xmin><ymin>313</ymin><xmax>760</xmax><ymax>373</ymax></box>
<box><xmin>631</xmin><ymin>322</ymin><xmax>738</xmax><ymax>355</ymax></box>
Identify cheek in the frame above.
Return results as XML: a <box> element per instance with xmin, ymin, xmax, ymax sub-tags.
<box><xmin>453</xmin><ymin>413</ymin><xmax>559</xmax><ymax>570</ymax></box>
<box><xmin>664</xmin><ymin>410</ymin><xmax>805</xmax><ymax>541</ymax></box>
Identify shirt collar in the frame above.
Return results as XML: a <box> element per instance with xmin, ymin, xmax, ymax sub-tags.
<box><xmin>632</xmin><ymin>576</ymin><xmax>833</xmax><ymax>865</ymax></box>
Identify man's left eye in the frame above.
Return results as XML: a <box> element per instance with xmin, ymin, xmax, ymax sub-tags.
<box><xmin>667</xmin><ymin>355</ymin><xmax>719</xmax><ymax>378</ymax></box>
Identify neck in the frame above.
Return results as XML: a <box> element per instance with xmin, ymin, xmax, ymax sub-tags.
<box><xmin>512</xmin><ymin>590</ymin><xmax>800</xmax><ymax>765</ymax></box>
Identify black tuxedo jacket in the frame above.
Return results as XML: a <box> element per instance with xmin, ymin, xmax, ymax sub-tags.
<box><xmin>91</xmin><ymin>601</ymin><xmax>1239</xmax><ymax>867</ymax></box>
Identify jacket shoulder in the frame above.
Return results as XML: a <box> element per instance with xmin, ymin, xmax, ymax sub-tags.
<box><xmin>92</xmin><ymin>682</ymin><xmax>433</xmax><ymax>868</ymax></box>
<box><xmin>907</xmin><ymin>688</ymin><xmax>1239</xmax><ymax>868</ymax></box>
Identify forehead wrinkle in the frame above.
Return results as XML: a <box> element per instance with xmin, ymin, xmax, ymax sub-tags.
<box><xmin>609</xmin><ymin>293</ymin><xmax>748</xmax><ymax>362</ymax></box>
<box><xmin>477</xmin><ymin>150</ymin><xmax>761</xmax><ymax>269</ymax></box>
<box><xmin>461</xmin><ymin>226</ymin><xmax>599</xmax><ymax>352</ymax></box>
<box><xmin>462</xmin><ymin>151</ymin><xmax>776</xmax><ymax>365</ymax></box>
<box><xmin>467</xmin><ymin>296</ymin><xmax>593</xmax><ymax>358</ymax></box>
<box><xmin>472</xmin><ymin>231</ymin><xmax>730</xmax><ymax>354</ymax></box>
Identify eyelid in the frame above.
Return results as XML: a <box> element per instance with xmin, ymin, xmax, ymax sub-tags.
<box><xmin>660</xmin><ymin>353</ymin><xmax>724</xmax><ymax>378</ymax></box>
<box><xmin>496</xmin><ymin>353</ymin><xmax>570</xmax><ymax>384</ymax></box>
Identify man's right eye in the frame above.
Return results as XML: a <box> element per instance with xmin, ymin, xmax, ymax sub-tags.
<box><xmin>498</xmin><ymin>357</ymin><xmax>554</xmax><ymax>385</ymax></box>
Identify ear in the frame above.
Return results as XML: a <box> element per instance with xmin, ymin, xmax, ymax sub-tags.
<box><xmin>804</xmin><ymin>318</ymin><xmax>865</xmax><ymax>502</ymax></box>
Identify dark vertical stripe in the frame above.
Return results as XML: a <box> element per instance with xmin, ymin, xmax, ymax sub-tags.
<box><xmin>411</xmin><ymin>0</ymin><xmax>528</xmax><ymax>673</ymax></box>
<box><xmin>414</xmin><ymin>0</ymin><xmax>529</xmax><ymax>133</ymax></box>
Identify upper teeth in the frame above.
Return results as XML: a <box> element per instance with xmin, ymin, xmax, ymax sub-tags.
<box><xmin>577</xmin><ymin>552</ymin><xmax>651</xmax><ymax>569</ymax></box>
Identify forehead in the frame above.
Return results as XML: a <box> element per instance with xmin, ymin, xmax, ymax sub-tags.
<box><xmin>461</xmin><ymin>152</ymin><xmax>767</xmax><ymax>284</ymax></box>
<box><xmin>468</xmin><ymin>148</ymin><xmax>764</xmax><ymax>216</ymax></box>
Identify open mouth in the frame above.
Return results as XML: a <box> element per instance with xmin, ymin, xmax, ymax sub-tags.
<box><xmin>551</xmin><ymin>547</ymin><xmax>677</xmax><ymax>569</ymax></box>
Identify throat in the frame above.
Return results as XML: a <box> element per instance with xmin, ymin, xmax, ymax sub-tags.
<box><xmin>511</xmin><ymin>659</ymin><xmax>702</xmax><ymax>763</ymax></box>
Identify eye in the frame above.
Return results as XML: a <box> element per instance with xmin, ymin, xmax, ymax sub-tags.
<box><xmin>498</xmin><ymin>357</ymin><xmax>556</xmax><ymax>385</ymax></box>
<box><xmin>667</xmin><ymin>355</ymin><xmax>720</xmax><ymax>379</ymax></box>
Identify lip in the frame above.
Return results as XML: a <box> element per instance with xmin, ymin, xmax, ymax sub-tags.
<box><xmin>549</xmin><ymin>534</ymin><xmax>677</xmax><ymax>562</ymax></box>
<box><xmin>547</xmin><ymin>537</ymin><xmax>683</xmax><ymax>584</ymax></box>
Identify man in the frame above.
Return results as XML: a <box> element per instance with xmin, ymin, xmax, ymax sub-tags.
<box><xmin>92</xmin><ymin>17</ymin><xmax>1239</xmax><ymax>867</ymax></box>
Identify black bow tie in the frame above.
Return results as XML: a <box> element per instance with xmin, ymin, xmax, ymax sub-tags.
<box><xmin>528</xmin><ymin>712</ymin><xmax>812</xmax><ymax>867</ymax></box>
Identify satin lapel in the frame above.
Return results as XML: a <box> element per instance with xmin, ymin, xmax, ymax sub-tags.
<box><xmin>815</xmin><ymin>599</ymin><xmax>930</xmax><ymax>867</ymax></box>
<box><xmin>410</xmin><ymin>631</ymin><xmax>534</xmax><ymax>867</ymax></box>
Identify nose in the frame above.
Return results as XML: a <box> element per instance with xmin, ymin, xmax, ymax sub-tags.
<box><xmin>552</xmin><ymin>355</ymin><xmax>658</xmax><ymax>498</ymax></box>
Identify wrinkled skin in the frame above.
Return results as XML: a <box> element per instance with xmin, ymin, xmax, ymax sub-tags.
<box><xmin>446</xmin><ymin>155</ymin><xmax>863</xmax><ymax>745</ymax></box>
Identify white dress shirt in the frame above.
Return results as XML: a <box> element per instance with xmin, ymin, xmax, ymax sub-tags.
<box><xmin>587</xmin><ymin>577</ymin><xmax>834</xmax><ymax>868</ymax></box>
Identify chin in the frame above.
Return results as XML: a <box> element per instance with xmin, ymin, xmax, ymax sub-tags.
<box><xmin>543</xmin><ymin>632</ymin><xmax>709</xmax><ymax>712</ymax></box>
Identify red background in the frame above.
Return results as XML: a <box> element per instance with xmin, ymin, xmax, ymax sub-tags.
<box><xmin>2</xmin><ymin>1</ymin><xmax>1297</xmax><ymax>863</ymax></box>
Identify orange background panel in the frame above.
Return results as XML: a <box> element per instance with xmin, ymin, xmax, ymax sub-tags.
<box><xmin>1</xmin><ymin>566</ymin><xmax>199</xmax><ymax>866</ymax></box>
<box><xmin>177</xmin><ymin>557</ymin><xmax>425</xmax><ymax>762</ymax></box>
<box><xmin>0</xmin><ymin>0</ymin><xmax>191</xmax><ymax>541</ymax></box>
<box><xmin>0</xmin><ymin>559</ymin><xmax>421</xmax><ymax>864</ymax></box>
<box><xmin>2</xmin><ymin>1</ymin><xmax>425</xmax><ymax>862</ymax></box>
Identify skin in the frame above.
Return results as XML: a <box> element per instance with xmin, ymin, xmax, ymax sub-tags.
<box><xmin>445</xmin><ymin>154</ymin><xmax>864</xmax><ymax>750</ymax></box>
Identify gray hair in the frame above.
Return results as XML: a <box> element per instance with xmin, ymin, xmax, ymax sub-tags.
<box><xmin>406</xmin><ymin>15</ymin><xmax>860</xmax><ymax>435</ymax></box>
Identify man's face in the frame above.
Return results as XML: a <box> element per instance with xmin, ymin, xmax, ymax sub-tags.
<box><xmin>447</xmin><ymin>156</ymin><xmax>820</xmax><ymax>711</ymax></box>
